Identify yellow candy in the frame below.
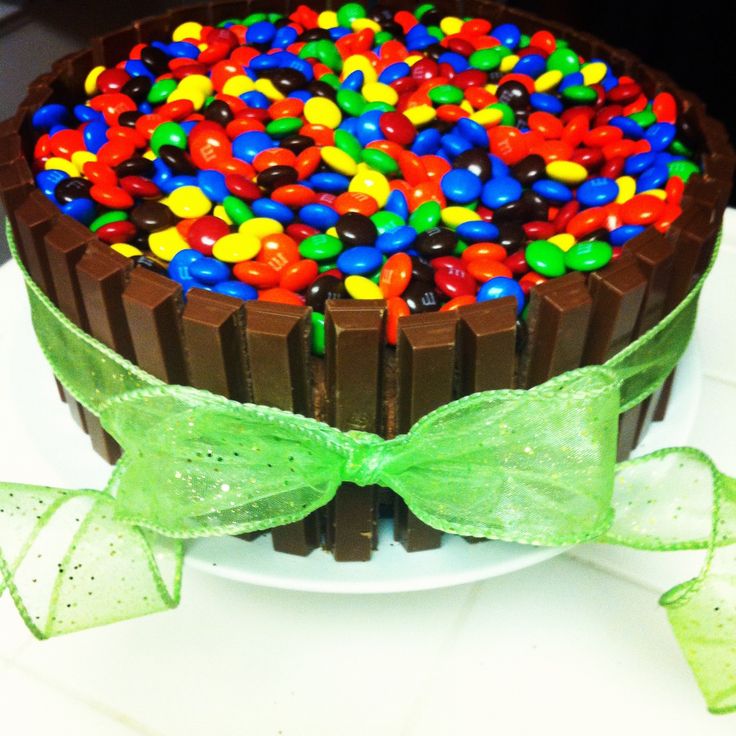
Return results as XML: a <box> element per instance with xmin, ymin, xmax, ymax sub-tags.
<box><xmin>322</xmin><ymin>146</ymin><xmax>359</xmax><ymax>176</ymax></box>
<box><xmin>178</xmin><ymin>74</ymin><xmax>214</xmax><ymax>97</ymax></box>
<box><xmin>213</xmin><ymin>233</ymin><xmax>261</xmax><ymax>263</ymax></box>
<box><xmin>499</xmin><ymin>54</ymin><xmax>519</xmax><ymax>73</ymax></box>
<box><xmin>325</xmin><ymin>226</ymin><xmax>339</xmax><ymax>238</ymax></box>
<box><xmin>110</xmin><ymin>243</ymin><xmax>143</xmax><ymax>258</ymax></box>
<box><xmin>342</xmin><ymin>55</ymin><xmax>377</xmax><ymax>84</ymax></box>
<box><xmin>403</xmin><ymin>104</ymin><xmax>436</xmax><ymax>127</ymax></box>
<box><xmin>166</xmin><ymin>186</ymin><xmax>212</xmax><ymax>219</ymax></box>
<box><xmin>581</xmin><ymin>62</ymin><xmax>608</xmax><ymax>86</ymax></box>
<box><xmin>239</xmin><ymin>217</ymin><xmax>283</xmax><ymax>239</ymax></box>
<box><xmin>213</xmin><ymin>205</ymin><xmax>233</xmax><ymax>225</ymax></box>
<box><xmin>460</xmin><ymin>100</ymin><xmax>474</xmax><ymax>114</ymax></box>
<box><xmin>615</xmin><ymin>175</ymin><xmax>636</xmax><ymax>204</ymax></box>
<box><xmin>470</xmin><ymin>107</ymin><xmax>503</xmax><ymax>127</ymax></box>
<box><xmin>362</xmin><ymin>82</ymin><xmax>398</xmax><ymax>106</ymax></box>
<box><xmin>640</xmin><ymin>188</ymin><xmax>667</xmax><ymax>200</ymax></box>
<box><xmin>143</xmin><ymin>150</ymin><xmax>157</xmax><ymax>161</ymax></box>
<box><xmin>404</xmin><ymin>54</ymin><xmax>424</xmax><ymax>67</ymax></box>
<box><xmin>45</xmin><ymin>157</ymin><xmax>79</xmax><ymax>177</ymax></box>
<box><xmin>352</xmin><ymin>18</ymin><xmax>381</xmax><ymax>32</ymax></box>
<box><xmin>222</xmin><ymin>75</ymin><xmax>255</xmax><ymax>97</ymax></box>
<box><xmin>344</xmin><ymin>275</ymin><xmax>384</xmax><ymax>300</ymax></box>
<box><xmin>317</xmin><ymin>10</ymin><xmax>338</xmax><ymax>29</ymax></box>
<box><xmin>439</xmin><ymin>16</ymin><xmax>463</xmax><ymax>35</ymax></box>
<box><xmin>545</xmin><ymin>160</ymin><xmax>588</xmax><ymax>186</ymax></box>
<box><xmin>172</xmin><ymin>21</ymin><xmax>203</xmax><ymax>42</ymax></box>
<box><xmin>71</xmin><ymin>150</ymin><xmax>96</xmax><ymax>170</ymax></box>
<box><xmin>349</xmin><ymin>169</ymin><xmax>390</xmax><ymax>208</ymax></box>
<box><xmin>254</xmin><ymin>78</ymin><xmax>284</xmax><ymax>101</ymax></box>
<box><xmin>167</xmin><ymin>88</ymin><xmax>206</xmax><ymax>111</ymax></box>
<box><xmin>304</xmin><ymin>97</ymin><xmax>342</xmax><ymax>129</ymax></box>
<box><xmin>535</xmin><ymin>70</ymin><xmax>563</xmax><ymax>93</ymax></box>
<box><xmin>149</xmin><ymin>227</ymin><xmax>189</xmax><ymax>262</ymax></box>
<box><xmin>548</xmin><ymin>233</ymin><xmax>577</xmax><ymax>252</ymax></box>
<box><xmin>441</xmin><ymin>207</ymin><xmax>480</xmax><ymax>228</ymax></box>
<box><xmin>84</xmin><ymin>66</ymin><xmax>105</xmax><ymax>96</ymax></box>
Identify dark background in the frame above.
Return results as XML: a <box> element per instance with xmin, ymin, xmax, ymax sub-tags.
<box><xmin>1</xmin><ymin>0</ymin><xmax>733</xmax><ymax>264</ymax></box>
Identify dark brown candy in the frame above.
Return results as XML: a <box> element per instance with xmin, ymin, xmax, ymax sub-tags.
<box><xmin>280</xmin><ymin>134</ymin><xmax>315</xmax><ymax>154</ymax></box>
<box><xmin>115</xmin><ymin>156</ymin><xmax>154</xmax><ymax>178</ymax></box>
<box><xmin>140</xmin><ymin>45</ymin><xmax>170</xmax><ymax>76</ymax></box>
<box><xmin>335</xmin><ymin>211</ymin><xmax>378</xmax><ymax>247</ymax></box>
<box><xmin>410</xmin><ymin>256</ymin><xmax>435</xmax><ymax>283</ymax></box>
<box><xmin>300</xmin><ymin>28</ymin><xmax>331</xmax><ymax>43</ymax></box>
<box><xmin>521</xmin><ymin>190</ymin><xmax>549</xmax><ymax>221</ymax></box>
<box><xmin>492</xmin><ymin>198</ymin><xmax>528</xmax><ymax>224</ymax></box>
<box><xmin>270</xmin><ymin>68</ymin><xmax>308</xmax><ymax>95</ymax></box>
<box><xmin>510</xmin><ymin>154</ymin><xmax>546</xmax><ymax>186</ymax></box>
<box><xmin>133</xmin><ymin>254</ymin><xmax>168</xmax><ymax>276</ymax></box>
<box><xmin>257</xmin><ymin>165</ymin><xmax>298</xmax><ymax>191</ymax></box>
<box><xmin>453</xmin><ymin>147</ymin><xmax>492</xmax><ymax>181</ymax></box>
<box><xmin>403</xmin><ymin>279</ymin><xmax>441</xmax><ymax>313</ymax></box>
<box><xmin>117</xmin><ymin>110</ymin><xmax>142</xmax><ymax>128</ymax></box>
<box><xmin>496</xmin><ymin>80</ymin><xmax>530</xmax><ymax>111</ymax></box>
<box><xmin>120</xmin><ymin>75</ymin><xmax>151</xmax><ymax>103</ymax></box>
<box><xmin>130</xmin><ymin>201</ymin><xmax>176</xmax><ymax>232</ymax></box>
<box><xmin>305</xmin><ymin>273</ymin><xmax>345</xmax><ymax>312</ymax></box>
<box><xmin>414</xmin><ymin>226</ymin><xmax>457</xmax><ymax>259</ymax></box>
<box><xmin>203</xmin><ymin>99</ymin><xmax>234</xmax><ymax>127</ymax></box>
<box><xmin>159</xmin><ymin>145</ymin><xmax>196</xmax><ymax>176</ymax></box>
<box><xmin>54</xmin><ymin>177</ymin><xmax>92</xmax><ymax>204</ymax></box>
<box><xmin>496</xmin><ymin>222</ymin><xmax>526</xmax><ymax>253</ymax></box>
<box><xmin>307</xmin><ymin>80</ymin><xmax>337</xmax><ymax>101</ymax></box>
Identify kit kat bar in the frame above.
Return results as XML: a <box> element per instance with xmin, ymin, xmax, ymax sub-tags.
<box><xmin>394</xmin><ymin>311</ymin><xmax>458</xmax><ymax>552</ymax></box>
<box><xmin>324</xmin><ymin>299</ymin><xmax>386</xmax><ymax>561</ymax></box>
<box><xmin>244</xmin><ymin>301</ymin><xmax>317</xmax><ymax>554</ymax></box>
<box><xmin>92</xmin><ymin>26</ymin><xmax>139</xmax><ymax>67</ymax></box>
<box><xmin>135</xmin><ymin>15</ymin><xmax>172</xmax><ymax>44</ymax></box>
<box><xmin>519</xmin><ymin>273</ymin><xmax>592</xmax><ymax>389</ymax></box>
<box><xmin>209</xmin><ymin>1</ymin><xmax>252</xmax><ymax>23</ymax></box>
<box><xmin>582</xmin><ymin>259</ymin><xmax>647</xmax><ymax>365</ymax></box>
<box><xmin>182</xmin><ymin>289</ymin><xmax>249</xmax><ymax>402</ymax></box>
<box><xmin>122</xmin><ymin>268</ymin><xmax>188</xmax><ymax>385</ymax></box>
<box><xmin>0</xmin><ymin>159</ymin><xmax>34</xmax><ymax>237</ymax></box>
<box><xmin>168</xmin><ymin>4</ymin><xmax>213</xmax><ymax>28</ymax></box>
<box><xmin>457</xmin><ymin>297</ymin><xmax>517</xmax><ymax>394</ymax></box>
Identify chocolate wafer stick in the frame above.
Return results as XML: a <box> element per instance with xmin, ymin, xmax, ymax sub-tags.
<box><xmin>182</xmin><ymin>289</ymin><xmax>249</xmax><ymax>402</ymax></box>
<box><xmin>519</xmin><ymin>272</ymin><xmax>593</xmax><ymax>389</ymax></box>
<box><xmin>168</xmin><ymin>4</ymin><xmax>212</xmax><ymax>28</ymax></box>
<box><xmin>92</xmin><ymin>26</ymin><xmax>139</xmax><ymax>67</ymax></box>
<box><xmin>324</xmin><ymin>299</ymin><xmax>386</xmax><ymax>561</ymax></box>
<box><xmin>135</xmin><ymin>15</ymin><xmax>172</xmax><ymax>44</ymax></box>
<box><xmin>122</xmin><ymin>268</ymin><xmax>188</xmax><ymax>384</ymax></box>
<box><xmin>394</xmin><ymin>311</ymin><xmax>458</xmax><ymax>552</ymax></box>
<box><xmin>0</xmin><ymin>159</ymin><xmax>33</xmax><ymax>237</ymax></box>
<box><xmin>457</xmin><ymin>297</ymin><xmax>517</xmax><ymax>394</ymax></box>
<box><xmin>244</xmin><ymin>301</ymin><xmax>318</xmax><ymax>555</ymax></box>
<box><xmin>209</xmin><ymin>1</ymin><xmax>253</xmax><ymax>23</ymax></box>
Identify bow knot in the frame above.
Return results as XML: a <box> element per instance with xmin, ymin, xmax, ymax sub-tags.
<box><xmin>342</xmin><ymin>431</ymin><xmax>390</xmax><ymax>487</ymax></box>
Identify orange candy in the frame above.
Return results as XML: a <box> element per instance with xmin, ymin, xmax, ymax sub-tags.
<box><xmin>379</xmin><ymin>253</ymin><xmax>412</xmax><ymax>298</ymax></box>
<box><xmin>620</xmin><ymin>194</ymin><xmax>666</xmax><ymax>225</ymax></box>
<box><xmin>256</xmin><ymin>233</ymin><xmax>300</xmax><ymax>272</ymax></box>
<box><xmin>466</xmin><ymin>257</ymin><xmax>513</xmax><ymax>282</ymax></box>
<box><xmin>279</xmin><ymin>259</ymin><xmax>319</xmax><ymax>292</ymax></box>
<box><xmin>462</xmin><ymin>243</ymin><xmax>507</xmax><ymax>263</ymax></box>
<box><xmin>258</xmin><ymin>288</ymin><xmax>305</xmax><ymax>306</ymax></box>
<box><xmin>385</xmin><ymin>296</ymin><xmax>410</xmax><ymax>345</ymax></box>
<box><xmin>233</xmin><ymin>261</ymin><xmax>280</xmax><ymax>289</ymax></box>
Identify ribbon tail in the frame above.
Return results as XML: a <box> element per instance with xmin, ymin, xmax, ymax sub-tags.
<box><xmin>0</xmin><ymin>482</ymin><xmax>182</xmax><ymax>639</ymax></box>
<box><xmin>604</xmin><ymin>449</ymin><xmax>736</xmax><ymax>714</ymax></box>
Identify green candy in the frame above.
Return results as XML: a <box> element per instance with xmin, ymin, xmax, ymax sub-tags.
<box><xmin>334</xmin><ymin>130</ymin><xmax>362</xmax><ymax>162</ymax></box>
<box><xmin>519</xmin><ymin>34</ymin><xmax>530</xmax><ymax>48</ymax></box>
<box><xmin>151</xmin><ymin>121</ymin><xmax>187</xmax><ymax>155</ymax></box>
<box><xmin>525</xmin><ymin>240</ymin><xmax>567</xmax><ymax>278</ymax></box>
<box><xmin>311</xmin><ymin>312</ymin><xmax>326</xmax><ymax>356</ymax></box>
<box><xmin>564</xmin><ymin>241</ymin><xmax>612</xmax><ymax>272</ymax></box>
<box><xmin>374</xmin><ymin>31</ymin><xmax>393</xmax><ymax>44</ymax></box>
<box><xmin>547</xmin><ymin>48</ymin><xmax>580</xmax><ymax>75</ymax></box>
<box><xmin>318</xmin><ymin>261</ymin><xmax>338</xmax><ymax>273</ymax></box>
<box><xmin>242</xmin><ymin>12</ymin><xmax>267</xmax><ymax>26</ymax></box>
<box><xmin>427</xmin><ymin>26</ymin><xmax>444</xmax><ymax>42</ymax></box>
<box><xmin>489</xmin><ymin>102</ymin><xmax>515</xmax><ymax>126</ymax></box>
<box><xmin>562</xmin><ymin>84</ymin><xmax>597</xmax><ymax>104</ymax></box>
<box><xmin>299</xmin><ymin>234</ymin><xmax>343</xmax><ymax>261</ymax></box>
<box><xmin>469</xmin><ymin>46</ymin><xmax>510</xmax><ymax>71</ymax></box>
<box><xmin>668</xmin><ymin>159</ymin><xmax>700</xmax><ymax>182</ymax></box>
<box><xmin>415</xmin><ymin>3</ymin><xmax>435</xmax><ymax>20</ymax></box>
<box><xmin>453</xmin><ymin>240</ymin><xmax>469</xmax><ymax>256</ymax></box>
<box><xmin>670</xmin><ymin>139</ymin><xmax>694</xmax><ymax>157</ymax></box>
<box><xmin>265</xmin><ymin>117</ymin><xmax>302</xmax><ymax>137</ymax></box>
<box><xmin>223</xmin><ymin>196</ymin><xmax>252</xmax><ymax>226</ymax></box>
<box><xmin>363</xmin><ymin>101</ymin><xmax>394</xmax><ymax>114</ymax></box>
<box><xmin>629</xmin><ymin>108</ymin><xmax>656</xmax><ymax>128</ymax></box>
<box><xmin>336</xmin><ymin>2</ymin><xmax>366</xmax><ymax>28</ymax></box>
<box><xmin>371</xmin><ymin>211</ymin><xmax>405</xmax><ymax>235</ymax></box>
<box><xmin>428</xmin><ymin>84</ymin><xmax>464</xmax><ymax>105</ymax></box>
<box><xmin>320</xmin><ymin>73</ymin><xmax>341</xmax><ymax>90</ymax></box>
<box><xmin>147</xmin><ymin>78</ymin><xmax>177</xmax><ymax>105</ymax></box>
<box><xmin>409</xmin><ymin>201</ymin><xmax>441</xmax><ymax>232</ymax></box>
<box><xmin>89</xmin><ymin>211</ymin><xmax>127</xmax><ymax>231</ymax></box>
<box><xmin>362</xmin><ymin>149</ymin><xmax>398</xmax><ymax>175</ymax></box>
<box><xmin>299</xmin><ymin>40</ymin><xmax>342</xmax><ymax>72</ymax></box>
<box><xmin>336</xmin><ymin>88</ymin><xmax>367</xmax><ymax>117</ymax></box>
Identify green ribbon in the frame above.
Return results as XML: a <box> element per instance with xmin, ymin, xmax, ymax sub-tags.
<box><xmin>2</xmin><ymin>221</ymin><xmax>736</xmax><ymax>714</ymax></box>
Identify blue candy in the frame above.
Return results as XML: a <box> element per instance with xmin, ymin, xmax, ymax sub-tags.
<box><xmin>491</xmin><ymin>23</ymin><xmax>521</xmax><ymax>49</ymax></box>
<box><xmin>609</xmin><ymin>116</ymin><xmax>644</xmax><ymax>139</ymax></box>
<box><xmin>455</xmin><ymin>118</ymin><xmax>489</xmax><ymax>148</ymax></box>
<box><xmin>513</xmin><ymin>54</ymin><xmax>546</xmax><ymax>78</ymax></box>
<box><xmin>36</xmin><ymin>169</ymin><xmax>69</xmax><ymax>202</ymax></box>
<box><xmin>636</xmin><ymin>163</ymin><xmax>669</xmax><ymax>192</ymax></box>
<box><xmin>624</xmin><ymin>151</ymin><xmax>656</xmax><ymax>176</ymax></box>
<box><xmin>355</xmin><ymin>109</ymin><xmax>383</xmax><ymax>146</ymax></box>
<box><xmin>477</xmin><ymin>276</ymin><xmax>525</xmax><ymax>314</ymax></box>
<box><xmin>610</xmin><ymin>224</ymin><xmax>645</xmax><ymax>246</ymax></box>
<box><xmin>240</xmin><ymin>91</ymin><xmax>270</xmax><ymax>109</ymax></box>
<box><xmin>161</xmin><ymin>175</ymin><xmax>198</xmax><ymax>194</ymax></box>
<box><xmin>456</xmin><ymin>220</ymin><xmax>500</xmax><ymax>243</ymax></box>
<box><xmin>83</xmin><ymin>120</ymin><xmax>109</xmax><ymax>154</ymax></box>
<box><xmin>124</xmin><ymin>60</ymin><xmax>155</xmax><ymax>80</ymax></box>
<box><xmin>273</xmin><ymin>25</ymin><xmax>299</xmax><ymax>49</ymax></box>
<box><xmin>214</xmin><ymin>281</ymin><xmax>258</xmax><ymax>301</ymax></box>
<box><xmin>167</xmin><ymin>41</ymin><xmax>199</xmax><ymax>59</ymax></box>
<box><xmin>376</xmin><ymin>226</ymin><xmax>417</xmax><ymax>255</ymax></box>
<box><xmin>197</xmin><ymin>170</ymin><xmax>228</xmax><ymax>203</ymax></box>
<box><xmin>169</xmin><ymin>249</ymin><xmax>204</xmax><ymax>285</ymax></box>
<box><xmin>342</xmin><ymin>70</ymin><xmax>364</xmax><ymax>91</ymax></box>
<box><xmin>337</xmin><ymin>246</ymin><xmax>383</xmax><ymax>275</ymax></box>
<box><xmin>189</xmin><ymin>257</ymin><xmax>231</xmax><ymax>285</ymax></box>
<box><xmin>385</xmin><ymin>189</ymin><xmax>409</xmax><ymax>220</ymax></box>
<box><xmin>308</xmin><ymin>172</ymin><xmax>349</xmax><ymax>193</ymax></box>
<box><xmin>576</xmin><ymin>177</ymin><xmax>619</xmax><ymax>207</ymax></box>
<box><xmin>32</xmin><ymin>104</ymin><xmax>68</xmax><ymax>130</ymax></box>
<box><xmin>532</xmin><ymin>179</ymin><xmax>573</xmax><ymax>203</ymax></box>
<box><xmin>441</xmin><ymin>133</ymin><xmax>473</xmax><ymax>158</ymax></box>
<box><xmin>481</xmin><ymin>177</ymin><xmax>523</xmax><ymax>209</ymax></box>
<box><xmin>299</xmin><ymin>203</ymin><xmax>340</xmax><ymax>230</ymax></box>
<box><xmin>411</xmin><ymin>128</ymin><xmax>441</xmax><ymax>156</ymax></box>
<box><xmin>441</xmin><ymin>169</ymin><xmax>482</xmax><ymax>204</ymax></box>
<box><xmin>378</xmin><ymin>62</ymin><xmax>410</xmax><ymax>85</ymax></box>
<box><xmin>488</xmin><ymin>154</ymin><xmax>509</xmax><ymax>178</ymax></box>
<box><xmin>246</xmin><ymin>20</ymin><xmax>276</xmax><ymax>45</ymax></box>
<box><xmin>645</xmin><ymin>122</ymin><xmax>676</xmax><ymax>152</ymax></box>
<box><xmin>251</xmin><ymin>197</ymin><xmax>294</xmax><ymax>223</ymax></box>
<box><xmin>529</xmin><ymin>92</ymin><xmax>564</xmax><ymax>114</ymax></box>
<box><xmin>61</xmin><ymin>198</ymin><xmax>96</xmax><ymax>225</ymax></box>
<box><xmin>73</xmin><ymin>104</ymin><xmax>102</xmax><ymax>123</ymax></box>
<box><xmin>437</xmin><ymin>52</ymin><xmax>468</xmax><ymax>73</ymax></box>
<box><xmin>232</xmin><ymin>131</ymin><xmax>275</xmax><ymax>163</ymax></box>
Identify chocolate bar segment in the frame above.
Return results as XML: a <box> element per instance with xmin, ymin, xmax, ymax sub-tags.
<box><xmin>182</xmin><ymin>289</ymin><xmax>249</xmax><ymax>402</ymax></box>
<box><xmin>520</xmin><ymin>273</ymin><xmax>593</xmax><ymax>389</ymax></box>
<box><xmin>122</xmin><ymin>269</ymin><xmax>188</xmax><ymax>384</ymax></box>
<box><xmin>0</xmin><ymin>159</ymin><xmax>34</xmax><ymax>237</ymax></box>
<box><xmin>457</xmin><ymin>298</ymin><xmax>517</xmax><ymax>394</ymax></box>
<box><xmin>394</xmin><ymin>311</ymin><xmax>459</xmax><ymax>552</ymax></box>
<box><xmin>324</xmin><ymin>299</ymin><xmax>386</xmax><ymax>561</ymax></box>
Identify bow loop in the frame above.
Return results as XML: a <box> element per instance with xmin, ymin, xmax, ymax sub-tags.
<box><xmin>342</xmin><ymin>431</ymin><xmax>401</xmax><ymax>487</ymax></box>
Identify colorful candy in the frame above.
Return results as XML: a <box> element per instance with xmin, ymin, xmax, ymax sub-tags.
<box><xmin>30</xmin><ymin>2</ymin><xmax>701</xmax><ymax>353</ymax></box>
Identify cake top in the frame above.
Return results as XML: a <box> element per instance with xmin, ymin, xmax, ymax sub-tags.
<box><xmin>29</xmin><ymin>2</ymin><xmax>701</xmax><ymax>354</ymax></box>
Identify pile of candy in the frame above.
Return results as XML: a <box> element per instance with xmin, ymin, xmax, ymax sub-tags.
<box><xmin>31</xmin><ymin>2</ymin><xmax>701</xmax><ymax>353</ymax></box>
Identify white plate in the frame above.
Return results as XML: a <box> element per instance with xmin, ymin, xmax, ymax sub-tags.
<box><xmin>0</xmin><ymin>260</ymin><xmax>701</xmax><ymax>594</ymax></box>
